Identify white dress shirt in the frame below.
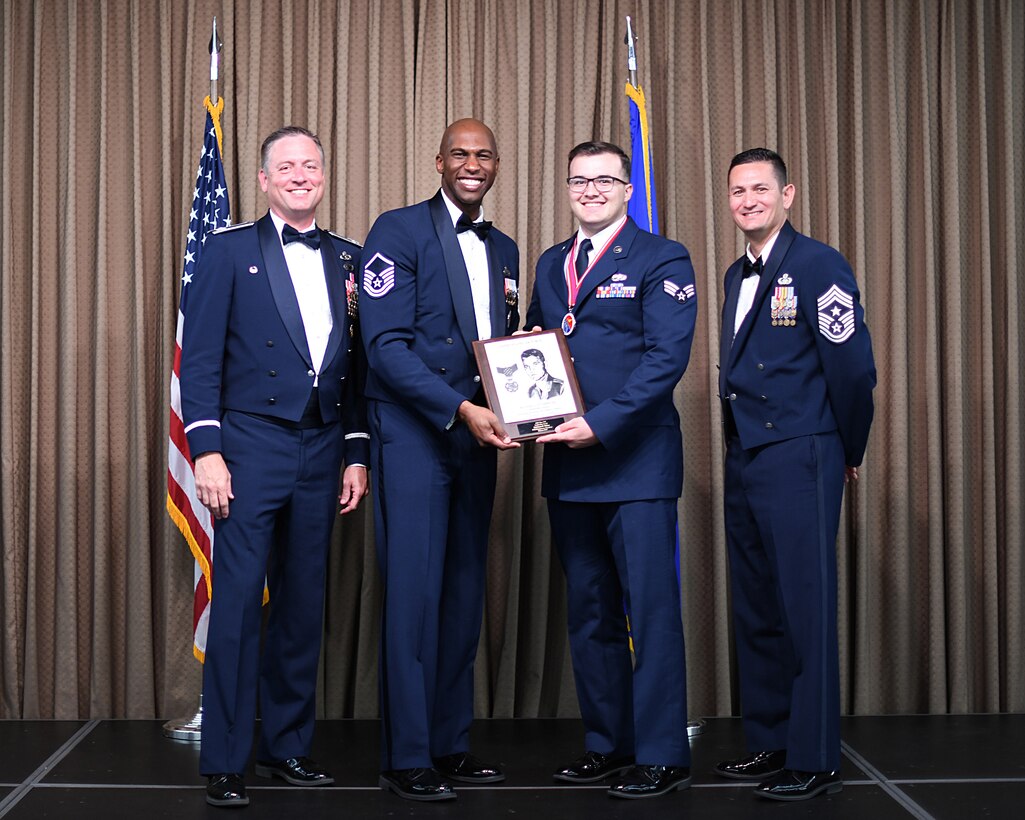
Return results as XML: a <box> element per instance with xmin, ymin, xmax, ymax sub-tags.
<box><xmin>441</xmin><ymin>190</ymin><xmax>492</xmax><ymax>340</ymax></box>
<box><xmin>575</xmin><ymin>215</ymin><xmax>628</xmax><ymax>271</ymax></box>
<box><xmin>733</xmin><ymin>228</ymin><xmax>783</xmax><ymax>338</ymax></box>
<box><xmin>269</xmin><ymin>211</ymin><xmax>333</xmax><ymax>384</ymax></box>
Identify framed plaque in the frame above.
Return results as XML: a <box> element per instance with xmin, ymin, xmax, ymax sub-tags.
<box><xmin>472</xmin><ymin>329</ymin><xmax>585</xmax><ymax>441</ymax></box>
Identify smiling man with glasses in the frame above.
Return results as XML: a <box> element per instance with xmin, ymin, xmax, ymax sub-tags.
<box><xmin>524</xmin><ymin>140</ymin><xmax>698</xmax><ymax>800</ymax></box>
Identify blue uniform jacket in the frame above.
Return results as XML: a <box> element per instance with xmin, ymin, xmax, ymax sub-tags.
<box><xmin>719</xmin><ymin>220</ymin><xmax>876</xmax><ymax>466</ymax></box>
<box><xmin>180</xmin><ymin>212</ymin><xmax>369</xmax><ymax>466</ymax></box>
<box><xmin>525</xmin><ymin>217</ymin><xmax>697</xmax><ymax>502</ymax></box>
<box><xmin>359</xmin><ymin>192</ymin><xmax>520</xmax><ymax>428</ymax></box>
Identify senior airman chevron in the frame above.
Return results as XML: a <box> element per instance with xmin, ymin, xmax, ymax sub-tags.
<box><xmin>663</xmin><ymin>279</ymin><xmax>696</xmax><ymax>303</ymax></box>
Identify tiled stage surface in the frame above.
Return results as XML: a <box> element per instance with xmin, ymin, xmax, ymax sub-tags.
<box><xmin>1</xmin><ymin>716</ymin><xmax>1022</xmax><ymax>818</ymax></box>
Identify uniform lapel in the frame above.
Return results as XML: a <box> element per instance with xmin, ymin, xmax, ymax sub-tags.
<box><xmin>720</xmin><ymin>259</ymin><xmax>745</xmax><ymax>392</ymax></box>
<box><xmin>549</xmin><ymin>237</ymin><xmax>574</xmax><ymax>303</ymax></box>
<box><xmin>760</xmin><ymin>220</ymin><xmax>796</xmax><ymax>285</ymax></box>
<box><xmin>319</xmin><ymin>230</ymin><xmax>346</xmax><ymax>369</ymax></box>
<box><xmin>257</xmin><ymin>214</ymin><xmax>313</xmax><ymax>366</ymax></box>
<box><xmin>429</xmin><ymin>192</ymin><xmax>479</xmax><ymax>347</ymax></box>
<box><xmin>486</xmin><ymin>239</ymin><xmax>506</xmax><ymax>338</ymax></box>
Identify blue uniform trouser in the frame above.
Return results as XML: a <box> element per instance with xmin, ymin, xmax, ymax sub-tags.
<box><xmin>369</xmin><ymin>400</ymin><xmax>497</xmax><ymax>771</ymax></box>
<box><xmin>724</xmin><ymin>431</ymin><xmax>845</xmax><ymax>772</ymax></box>
<box><xmin>548</xmin><ymin>497</ymin><xmax>691</xmax><ymax>766</ymax></box>
<box><xmin>199</xmin><ymin>411</ymin><xmax>342</xmax><ymax>776</ymax></box>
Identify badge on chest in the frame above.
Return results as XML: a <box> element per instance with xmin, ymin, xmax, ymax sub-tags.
<box><xmin>595</xmin><ymin>281</ymin><xmax>637</xmax><ymax>299</ymax></box>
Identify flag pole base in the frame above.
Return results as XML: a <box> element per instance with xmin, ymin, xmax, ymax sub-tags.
<box><xmin>687</xmin><ymin>719</ymin><xmax>705</xmax><ymax>738</ymax></box>
<box><xmin>162</xmin><ymin>695</ymin><xmax>203</xmax><ymax>742</ymax></box>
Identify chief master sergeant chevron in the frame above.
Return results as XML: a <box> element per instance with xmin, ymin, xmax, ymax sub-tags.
<box><xmin>179</xmin><ymin>125</ymin><xmax>369</xmax><ymax>808</ymax></box>
<box><xmin>715</xmin><ymin>147</ymin><xmax>876</xmax><ymax>802</ymax></box>
<box><xmin>359</xmin><ymin>118</ymin><xmax>520</xmax><ymax>802</ymax></box>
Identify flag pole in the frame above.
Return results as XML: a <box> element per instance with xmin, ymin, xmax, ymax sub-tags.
<box><xmin>163</xmin><ymin>16</ymin><xmax>224</xmax><ymax>742</ymax></box>
<box><xmin>209</xmin><ymin>16</ymin><xmax>221</xmax><ymax>106</ymax></box>
<box><xmin>625</xmin><ymin>15</ymin><xmax>638</xmax><ymax>88</ymax></box>
<box><xmin>624</xmin><ymin>14</ymin><xmax>704</xmax><ymax>737</ymax></box>
<box><xmin>623</xmin><ymin>17</ymin><xmax>658</xmax><ymax>235</ymax></box>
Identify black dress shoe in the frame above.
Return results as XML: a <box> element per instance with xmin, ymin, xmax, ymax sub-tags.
<box><xmin>553</xmin><ymin>750</ymin><xmax>635</xmax><ymax>783</ymax></box>
<box><xmin>379</xmin><ymin>767</ymin><xmax>457</xmax><ymax>801</ymax></box>
<box><xmin>754</xmin><ymin>769</ymin><xmax>842</xmax><ymax>801</ymax></box>
<box><xmin>608</xmin><ymin>765</ymin><xmax>691</xmax><ymax>799</ymax></box>
<box><xmin>714</xmin><ymin>749</ymin><xmax>786</xmax><ymax>780</ymax></box>
<box><xmin>253</xmin><ymin>756</ymin><xmax>334</xmax><ymax>786</ymax></box>
<box><xmin>206</xmin><ymin>773</ymin><xmax>249</xmax><ymax>807</ymax></box>
<box><xmin>433</xmin><ymin>752</ymin><xmax>505</xmax><ymax>783</ymax></box>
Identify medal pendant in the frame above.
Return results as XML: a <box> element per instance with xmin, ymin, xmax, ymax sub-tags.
<box><xmin>561</xmin><ymin>312</ymin><xmax>576</xmax><ymax>335</ymax></box>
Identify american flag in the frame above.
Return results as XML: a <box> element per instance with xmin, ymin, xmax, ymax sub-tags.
<box><xmin>167</xmin><ymin>96</ymin><xmax>230</xmax><ymax>662</ymax></box>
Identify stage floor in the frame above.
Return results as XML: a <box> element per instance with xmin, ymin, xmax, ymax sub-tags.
<box><xmin>1</xmin><ymin>716</ymin><xmax>1022</xmax><ymax>818</ymax></box>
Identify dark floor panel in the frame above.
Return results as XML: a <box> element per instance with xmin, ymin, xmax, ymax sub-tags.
<box><xmin>5</xmin><ymin>788</ymin><xmax>219</xmax><ymax>820</ymax></box>
<box><xmin>42</xmin><ymin>721</ymin><xmax>202</xmax><ymax>786</ymax></box>
<box><xmin>624</xmin><ymin>784</ymin><xmax>913</xmax><ymax>820</ymax></box>
<box><xmin>902</xmin><ymin>781</ymin><xmax>1025</xmax><ymax>820</ymax></box>
<box><xmin>12</xmin><ymin>716</ymin><xmax>1024</xmax><ymax>820</ymax></box>
<box><xmin>397</xmin><ymin>783</ymin><xmax>913</xmax><ymax>820</ymax></box>
<box><xmin>298</xmin><ymin>719</ymin><xmax>379</xmax><ymax>785</ymax></box>
<box><xmin>841</xmin><ymin>714</ymin><xmax>1025</xmax><ymax>779</ymax></box>
<box><xmin>2</xmin><ymin>783</ymin><xmax>914</xmax><ymax>820</ymax></box>
<box><xmin>0</xmin><ymin>722</ymin><xmax>84</xmax><ymax>782</ymax></box>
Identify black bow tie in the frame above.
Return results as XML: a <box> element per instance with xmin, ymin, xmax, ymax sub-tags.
<box><xmin>743</xmin><ymin>256</ymin><xmax>763</xmax><ymax>277</ymax></box>
<box><xmin>282</xmin><ymin>224</ymin><xmax>321</xmax><ymax>251</ymax></box>
<box><xmin>455</xmin><ymin>214</ymin><xmax>492</xmax><ymax>240</ymax></box>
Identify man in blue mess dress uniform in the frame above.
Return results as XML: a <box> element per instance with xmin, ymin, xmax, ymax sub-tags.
<box><xmin>715</xmin><ymin>147</ymin><xmax>876</xmax><ymax>802</ymax></box>
<box><xmin>180</xmin><ymin>126</ymin><xmax>369</xmax><ymax>808</ymax></box>
<box><xmin>358</xmin><ymin>118</ymin><xmax>520</xmax><ymax>802</ymax></box>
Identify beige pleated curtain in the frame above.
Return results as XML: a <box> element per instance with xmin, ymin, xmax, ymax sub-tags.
<box><xmin>1</xmin><ymin>0</ymin><xmax>1022</xmax><ymax>720</ymax></box>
